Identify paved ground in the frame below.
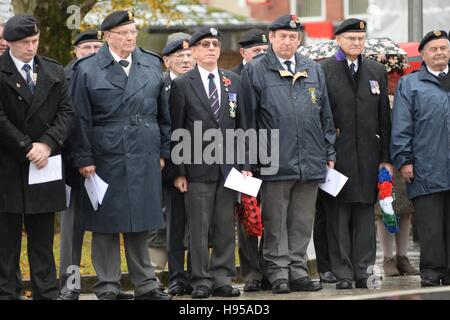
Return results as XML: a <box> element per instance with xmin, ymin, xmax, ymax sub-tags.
<box><xmin>78</xmin><ymin>238</ymin><xmax>429</xmax><ymax>300</ymax></box>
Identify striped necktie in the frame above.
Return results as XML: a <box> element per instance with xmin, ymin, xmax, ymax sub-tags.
<box><xmin>22</xmin><ymin>63</ymin><xmax>35</xmax><ymax>94</ymax></box>
<box><xmin>208</xmin><ymin>73</ymin><xmax>220</xmax><ymax>122</ymax></box>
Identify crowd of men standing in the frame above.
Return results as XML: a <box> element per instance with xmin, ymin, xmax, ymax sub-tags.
<box><xmin>1</xmin><ymin>9</ymin><xmax>450</xmax><ymax>300</ymax></box>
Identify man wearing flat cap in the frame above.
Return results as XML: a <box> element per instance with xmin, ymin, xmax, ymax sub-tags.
<box><xmin>391</xmin><ymin>30</ymin><xmax>450</xmax><ymax>287</ymax></box>
<box><xmin>170</xmin><ymin>26</ymin><xmax>249</xmax><ymax>298</ymax></box>
<box><xmin>318</xmin><ymin>18</ymin><xmax>392</xmax><ymax>290</ymax></box>
<box><xmin>147</xmin><ymin>32</ymin><xmax>195</xmax><ymax>296</ymax></box>
<box><xmin>0</xmin><ymin>14</ymin><xmax>74</xmax><ymax>300</ymax></box>
<box><xmin>231</xmin><ymin>29</ymin><xmax>268</xmax><ymax>75</ymax></box>
<box><xmin>57</xmin><ymin>29</ymin><xmax>106</xmax><ymax>300</ymax></box>
<box><xmin>70</xmin><ymin>10</ymin><xmax>171</xmax><ymax>300</ymax></box>
<box><xmin>239</xmin><ymin>14</ymin><xmax>336</xmax><ymax>294</ymax></box>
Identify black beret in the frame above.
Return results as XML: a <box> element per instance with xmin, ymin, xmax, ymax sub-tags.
<box><xmin>419</xmin><ymin>30</ymin><xmax>449</xmax><ymax>51</ymax></box>
<box><xmin>163</xmin><ymin>38</ymin><xmax>191</xmax><ymax>57</ymax></box>
<box><xmin>238</xmin><ymin>29</ymin><xmax>269</xmax><ymax>48</ymax></box>
<box><xmin>73</xmin><ymin>30</ymin><xmax>103</xmax><ymax>46</ymax></box>
<box><xmin>3</xmin><ymin>14</ymin><xmax>39</xmax><ymax>42</ymax></box>
<box><xmin>189</xmin><ymin>27</ymin><xmax>220</xmax><ymax>46</ymax></box>
<box><xmin>335</xmin><ymin>18</ymin><xmax>366</xmax><ymax>35</ymax></box>
<box><xmin>101</xmin><ymin>10</ymin><xmax>135</xmax><ymax>32</ymax></box>
<box><xmin>268</xmin><ymin>15</ymin><xmax>302</xmax><ymax>31</ymax></box>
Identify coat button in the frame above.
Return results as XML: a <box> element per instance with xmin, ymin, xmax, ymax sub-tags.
<box><xmin>124</xmin><ymin>126</ymin><xmax>128</xmax><ymax>131</ymax></box>
<box><xmin>126</xmin><ymin>153</ymin><xmax>130</xmax><ymax>158</ymax></box>
<box><xmin>18</xmin><ymin>96</ymin><xmax>23</xmax><ymax>101</ymax></box>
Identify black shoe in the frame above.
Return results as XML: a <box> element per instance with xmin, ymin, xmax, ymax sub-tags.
<box><xmin>290</xmin><ymin>277</ymin><xmax>322</xmax><ymax>292</ymax></box>
<box><xmin>243</xmin><ymin>280</ymin><xmax>261</xmax><ymax>292</ymax></box>
<box><xmin>271</xmin><ymin>279</ymin><xmax>290</xmax><ymax>294</ymax></box>
<box><xmin>191</xmin><ymin>285</ymin><xmax>211</xmax><ymax>299</ymax></box>
<box><xmin>336</xmin><ymin>279</ymin><xmax>353</xmax><ymax>290</ymax></box>
<box><xmin>116</xmin><ymin>292</ymin><xmax>134</xmax><ymax>300</ymax></box>
<box><xmin>98</xmin><ymin>292</ymin><xmax>118</xmax><ymax>300</ymax></box>
<box><xmin>168</xmin><ymin>282</ymin><xmax>188</xmax><ymax>296</ymax></box>
<box><xmin>319</xmin><ymin>272</ymin><xmax>337</xmax><ymax>284</ymax></box>
<box><xmin>260</xmin><ymin>278</ymin><xmax>272</xmax><ymax>291</ymax></box>
<box><xmin>58</xmin><ymin>291</ymin><xmax>80</xmax><ymax>300</ymax></box>
<box><xmin>355</xmin><ymin>278</ymin><xmax>369</xmax><ymax>289</ymax></box>
<box><xmin>421</xmin><ymin>278</ymin><xmax>441</xmax><ymax>287</ymax></box>
<box><xmin>135</xmin><ymin>288</ymin><xmax>171</xmax><ymax>300</ymax></box>
<box><xmin>212</xmin><ymin>285</ymin><xmax>240</xmax><ymax>297</ymax></box>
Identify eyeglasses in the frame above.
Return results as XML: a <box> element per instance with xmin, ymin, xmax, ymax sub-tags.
<box><xmin>198</xmin><ymin>40</ymin><xmax>221</xmax><ymax>49</ymax></box>
<box><xmin>109</xmin><ymin>30</ymin><xmax>139</xmax><ymax>37</ymax></box>
<box><xmin>341</xmin><ymin>35</ymin><xmax>366</xmax><ymax>43</ymax></box>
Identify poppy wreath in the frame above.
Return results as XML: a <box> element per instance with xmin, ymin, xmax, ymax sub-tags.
<box><xmin>235</xmin><ymin>193</ymin><xmax>263</xmax><ymax>237</ymax></box>
<box><xmin>378</xmin><ymin>167</ymin><xmax>400</xmax><ymax>233</ymax></box>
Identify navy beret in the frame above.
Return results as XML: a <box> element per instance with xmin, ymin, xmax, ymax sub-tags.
<box><xmin>74</xmin><ymin>30</ymin><xmax>103</xmax><ymax>46</ymax></box>
<box><xmin>238</xmin><ymin>29</ymin><xmax>269</xmax><ymax>48</ymax></box>
<box><xmin>335</xmin><ymin>18</ymin><xmax>366</xmax><ymax>35</ymax></box>
<box><xmin>163</xmin><ymin>38</ymin><xmax>191</xmax><ymax>57</ymax></box>
<box><xmin>3</xmin><ymin>14</ymin><xmax>39</xmax><ymax>42</ymax></box>
<box><xmin>268</xmin><ymin>15</ymin><xmax>302</xmax><ymax>32</ymax></box>
<box><xmin>419</xmin><ymin>30</ymin><xmax>449</xmax><ymax>51</ymax></box>
<box><xmin>101</xmin><ymin>10</ymin><xmax>135</xmax><ymax>32</ymax></box>
<box><xmin>189</xmin><ymin>27</ymin><xmax>220</xmax><ymax>46</ymax></box>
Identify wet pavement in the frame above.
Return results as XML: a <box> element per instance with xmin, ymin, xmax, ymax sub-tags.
<box><xmin>77</xmin><ymin>238</ymin><xmax>441</xmax><ymax>301</ymax></box>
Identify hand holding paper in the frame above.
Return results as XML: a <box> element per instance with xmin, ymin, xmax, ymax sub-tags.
<box><xmin>319</xmin><ymin>167</ymin><xmax>348</xmax><ymax>197</ymax></box>
<box><xmin>28</xmin><ymin>155</ymin><xmax>62</xmax><ymax>185</ymax></box>
<box><xmin>224</xmin><ymin>168</ymin><xmax>262</xmax><ymax>197</ymax></box>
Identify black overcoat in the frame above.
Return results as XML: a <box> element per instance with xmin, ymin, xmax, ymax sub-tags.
<box><xmin>0</xmin><ymin>50</ymin><xmax>74</xmax><ymax>214</ymax></box>
<box><xmin>320</xmin><ymin>52</ymin><xmax>391</xmax><ymax>204</ymax></box>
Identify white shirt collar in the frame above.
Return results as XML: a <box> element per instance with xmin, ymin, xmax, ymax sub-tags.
<box><xmin>9</xmin><ymin>51</ymin><xmax>34</xmax><ymax>80</ymax></box>
<box><xmin>169</xmin><ymin>71</ymin><xmax>178</xmax><ymax>80</ymax></box>
<box><xmin>426</xmin><ymin>65</ymin><xmax>449</xmax><ymax>77</ymax></box>
<box><xmin>197</xmin><ymin>65</ymin><xmax>221</xmax><ymax>105</ymax></box>
<box><xmin>109</xmin><ymin>47</ymin><xmax>132</xmax><ymax>76</ymax></box>
<box><xmin>347</xmin><ymin>59</ymin><xmax>359</xmax><ymax>71</ymax></box>
<box><xmin>276</xmin><ymin>55</ymin><xmax>296</xmax><ymax>71</ymax></box>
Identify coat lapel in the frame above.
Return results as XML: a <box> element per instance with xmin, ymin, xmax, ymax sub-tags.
<box><xmin>97</xmin><ymin>45</ymin><xmax>127</xmax><ymax>90</ymax></box>
<box><xmin>218</xmin><ymin>69</ymin><xmax>228</xmax><ymax>124</ymax></box>
<box><xmin>189</xmin><ymin>66</ymin><xmax>218</xmax><ymax>124</ymax></box>
<box><xmin>1</xmin><ymin>51</ymin><xmax>33</xmax><ymax>106</ymax></box>
<box><xmin>123</xmin><ymin>49</ymin><xmax>151</xmax><ymax>102</ymax></box>
<box><xmin>26</xmin><ymin>56</ymin><xmax>58</xmax><ymax>120</ymax></box>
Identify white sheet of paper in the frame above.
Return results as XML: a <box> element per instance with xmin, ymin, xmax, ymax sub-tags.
<box><xmin>319</xmin><ymin>167</ymin><xmax>348</xmax><ymax>197</ymax></box>
<box><xmin>28</xmin><ymin>155</ymin><xmax>63</xmax><ymax>185</ymax></box>
<box><xmin>84</xmin><ymin>176</ymin><xmax>99</xmax><ymax>211</ymax></box>
<box><xmin>93</xmin><ymin>174</ymin><xmax>108</xmax><ymax>205</ymax></box>
<box><xmin>84</xmin><ymin>173</ymin><xmax>109</xmax><ymax>211</ymax></box>
<box><xmin>224</xmin><ymin>167</ymin><xmax>262</xmax><ymax>197</ymax></box>
<box><xmin>65</xmin><ymin>184</ymin><xmax>72</xmax><ymax>208</ymax></box>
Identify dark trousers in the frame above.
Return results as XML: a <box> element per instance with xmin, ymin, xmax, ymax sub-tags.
<box><xmin>0</xmin><ymin>212</ymin><xmax>58</xmax><ymax>300</ymax></box>
<box><xmin>412</xmin><ymin>190</ymin><xmax>450</xmax><ymax>281</ymax></box>
<box><xmin>237</xmin><ymin>224</ymin><xmax>264</xmax><ymax>282</ymax></box>
<box><xmin>166</xmin><ymin>185</ymin><xmax>191</xmax><ymax>286</ymax></box>
<box><xmin>323</xmin><ymin>201</ymin><xmax>376</xmax><ymax>281</ymax></box>
<box><xmin>184</xmin><ymin>178</ymin><xmax>236</xmax><ymax>289</ymax></box>
<box><xmin>314</xmin><ymin>192</ymin><xmax>331</xmax><ymax>273</ymax></box>
<box><xmin>59</xmin><ymin>186</ymin><xmax>85</xmax><ymax>293</ymax></box>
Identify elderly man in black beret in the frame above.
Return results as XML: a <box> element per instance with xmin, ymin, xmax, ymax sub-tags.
<box><xmin>70</xmin><ymin>10</ymin><xmax>171</xmax><ymax>300</ymax></box>
<box><xmin>0</xmin><ymin>14</ymin><xmax>74</xmax><ymax>300</ymax></box>
<box><xmin>231</xmin><ymin>28</ymin><xmax>268</xmax><ymax>76</ymax></box>
<box><xmin>318</xmin><ymin>18</ymin><xmax>392</xmax><ymax>290</ymax></box>
<box><xmin>170</xmin><ymin>26</ymin><xmax>250</xmax><ymax>298</ymax></box>
<box><xmin>146</xmin><ymin>32</ymin><xmax>195</xmax><ymax>296</ymax></box>
<box><xmin>392</xmin><ymin>30</ymin><xmax>450</xmax><ymax>287</ymax></box>
<box><xmin>239</xmin><ymin>14</ymin><xmax>336</xmax><ymax>294</ymax></box>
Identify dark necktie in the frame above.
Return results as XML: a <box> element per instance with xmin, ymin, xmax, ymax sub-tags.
<box><xmin>208</xmin><ymin>73</ymin><xmax>220</xmax><ymax>122</ymax></box>
<box><xmin>439</xmin><ymin>72</ymin><xmax>446</xmax><ymax>78</ymax></box>
<box><xmin>22</xmin><ymin>63</ymin><xmax>35</xmax><ymax>94</ymax></box>
<box><xmin>284</xmin><ymin>61</ymin><xmax>294</xmax><ymax>74</ymax></box>
<box><xmin>119</xmin><ymin>60</ymin><xmax>129</xmax><ymax>68</ymax></box>
<box><xmin>349</xmin><ymin>62</ymin><xmax>356</xmax><ymax>76</ymax></box>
